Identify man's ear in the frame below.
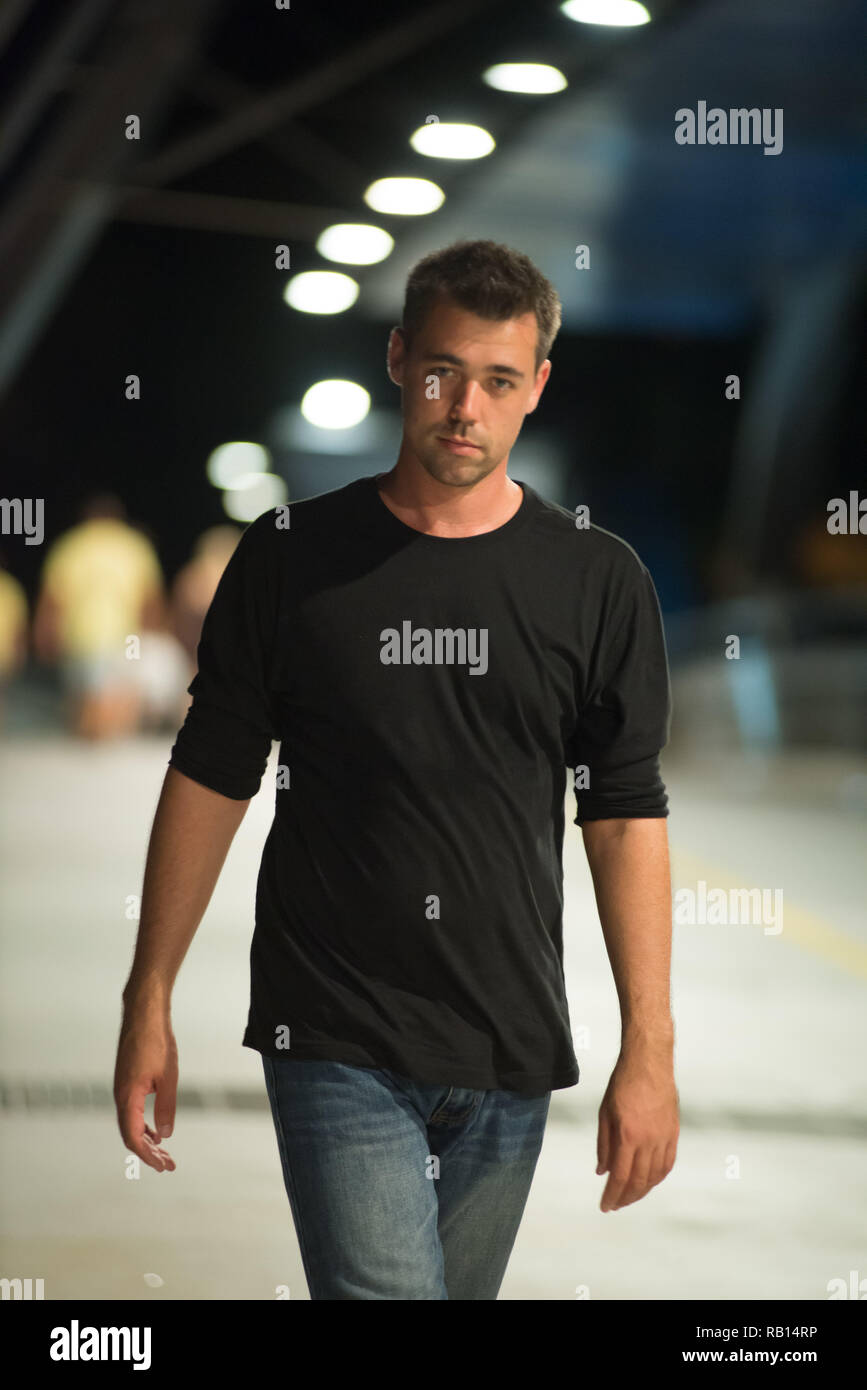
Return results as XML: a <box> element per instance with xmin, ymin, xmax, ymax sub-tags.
<box><xmin>525</xmin><ymin>358</ymin><xmax>551</xmax><ymax>415</ymax></box>
<box><xmin>386</xmin><ymin>325</ymin><xmax>407</xmax><ymax>386</ymax></box>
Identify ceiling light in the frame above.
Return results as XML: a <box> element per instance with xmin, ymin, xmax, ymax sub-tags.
<box><xmin>222</xmin><ymin>472</ymin><xmax>287</xmax><ymax>522</ymax></box>
<box><xmin>300</xmin><ymin>379</ymin><xmax>371</xmax><ymax>429</ymax></box>
<box><xmin>363</xmin><ymin>177</ymin><xmax>445</xmax><ymax>215</ymax></box>
<box><xmin>283</xmin><ymin>270</ymin><xmax>359</xmax><ymax>314</ymax></box>
<box><xmin>482</xmin><ymin>63</ymin><xmax>567</xmax><ymax>94</ymax></box>
<box><xmin>316</xmin><ymin>223</ymin><xmax>394</xmax><ymax>265</ymax></box>
<box><xmin>206</xmin><ymin>441</ymin><xmax>271</xmax><ymax>489</ymax></box>
<box><xmin>560</xmin><ymin>1</ymin><xmax>651</xmax><ymax>26</ymax></box>
<box><xmin>409</xmin><ymin>122</ymin><xmax>495</xmax><ymax>159</ymax></box>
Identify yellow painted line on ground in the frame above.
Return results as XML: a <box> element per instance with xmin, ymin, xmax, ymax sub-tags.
<box><xmin>670</xmin><ymin>846</ymin><xmax>867</xmax><ymax>980</ymax></box>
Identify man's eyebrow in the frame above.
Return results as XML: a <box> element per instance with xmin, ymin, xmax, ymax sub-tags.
<box><xmin>422</xmin><ymin>351</ymin><xmax>525</xmax><ymax>380</ymax></box>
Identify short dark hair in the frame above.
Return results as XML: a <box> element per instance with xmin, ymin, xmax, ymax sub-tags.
<box><xmin>401</xmin><ymin>239</ymin><xmax>562</xmax><ymax>373</ymax></box>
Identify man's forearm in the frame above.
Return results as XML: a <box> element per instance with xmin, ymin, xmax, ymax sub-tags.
<box><xmin>122</xmin><ymin>767</ymin><xmax>250</xmax><ymax>1009</ymax></box>
<box><xmin>581</xmin><ymin>817</ymin><xmax>673</xmax><ymax>1050</ymax></box>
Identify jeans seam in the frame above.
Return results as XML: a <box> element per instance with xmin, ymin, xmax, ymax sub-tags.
<box><xmin>264</xmin><ymin>1056</ymin><xmax>317</xmax><ymax>1295</ymax></box>
<box><xmin>429</xmin><ymin>1089</ymin><xmax>484</xmax><ymax>1127</ymax></box>
<box><xmin>428</xmin><ymin>1085</ymin><xmax>455</xmax><ymax>1125</ymax></box>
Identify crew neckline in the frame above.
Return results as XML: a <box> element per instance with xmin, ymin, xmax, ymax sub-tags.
<box><xmin>364</xmin><ymin>473</ymin><xmax>535</xmax><ymax>548</ymax></box>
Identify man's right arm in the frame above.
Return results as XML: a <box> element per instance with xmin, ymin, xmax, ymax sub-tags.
<box><xmin>113</xmin><ymin>767</ymin><xmax>251</xmax><ymax>1172</ymax></box>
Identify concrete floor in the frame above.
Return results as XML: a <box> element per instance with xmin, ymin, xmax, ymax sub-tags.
<box><xmin>1</xmin><ymin>734</ymin><xmax>864</xmax><ymax>1300</ymax></box>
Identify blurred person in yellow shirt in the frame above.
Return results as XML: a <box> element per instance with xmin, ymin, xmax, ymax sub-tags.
<box><xmin>33</xmin><ymin>493</ymin><xmax>166</xmax><ymax>739</ymax></box>
<box><xmin>0</xmin><ymin>553</ymin><xmax>29</xmax><ymax>728</ymax></box>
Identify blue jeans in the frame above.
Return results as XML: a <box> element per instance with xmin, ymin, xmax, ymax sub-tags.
<box><xmin>262</xmin><ymin>1055</ymin><xmax>551</xmax><ymax>1300</ymax></box>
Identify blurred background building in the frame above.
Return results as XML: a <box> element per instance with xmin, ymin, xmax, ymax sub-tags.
<box><xmin>0</xmin><ymin>0</ymin><xmax>864</xmax><ymax>1302</ymax></box>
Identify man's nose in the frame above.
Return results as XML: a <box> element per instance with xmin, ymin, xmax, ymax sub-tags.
<box><xmin>449</xmin><ymin>379</ymin><xmax>481</xmax><ymax>420</ymax></box>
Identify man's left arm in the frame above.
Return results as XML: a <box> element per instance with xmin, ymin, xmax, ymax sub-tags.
<box><xmin>582</xmin><ymin>815</ymin><xmax>679</xmax><ymax>1213</ymax></box>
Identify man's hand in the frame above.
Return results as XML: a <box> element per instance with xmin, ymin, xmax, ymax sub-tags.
<box><xmin>596</xmin><ymin>1043</ymin><xmax>679</xmax><ymax>1211</ymax></box>
<box><xmin>114</xmin><ymin>998</ymin><xmax>178</xmax><ymax>1173</ymax></box>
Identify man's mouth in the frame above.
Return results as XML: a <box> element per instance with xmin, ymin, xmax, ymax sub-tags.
<box><xmin>438</xmin><ymin>435</ymin><xmax>481</xmax><ymax>453</ymax></box>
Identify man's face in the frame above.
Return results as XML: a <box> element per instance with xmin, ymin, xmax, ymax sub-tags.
<box><xmin>387</xmin><ymin>297</ymin><xmax>551</xmax><ymax>486</ymax></box>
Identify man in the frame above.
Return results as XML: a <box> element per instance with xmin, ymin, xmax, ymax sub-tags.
<box><xmin>115</xmin><ymin>239</ymin><xmax>679</xmax><ymax>1300</ymax></box>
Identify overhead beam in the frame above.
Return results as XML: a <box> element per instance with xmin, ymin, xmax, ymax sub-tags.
<box><xmin>0</xmin><ymin>0</ymin><xmax>221</xmax><ymax>398</ymax></box>
<box><xmin>133</xmin><ymin>0</ymin><xmax>504</xmax><ymax>188</ymax></box>
<box><xmin>186</xmin><ymin>61</ymin><xmax>367</xmax><ymax>204</ymax></box>
<box><xmin>0</xmin><ymin>0</ymin><xmax>116</xmax><ymax>180</ymax></box>
<box><xmin>0</xmin><ymin>0</ymin><xmax>38</xmax><ymax>57</ymax></box>
<box><xmin>95</xmin><ymin>182</ymin><xmax>359</xmax><ymax>238</ymax></box>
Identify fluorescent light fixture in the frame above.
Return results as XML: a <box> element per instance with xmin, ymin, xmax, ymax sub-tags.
<box><xmin>300</xmin><ymin>379</ymin><xmax>371</xmax><ymax>430</ymax></box>
<box><xmin>409</xmin><ymin>122</ymin><xmax>495</xmax><ymax>159</ymax></box>
<box><xmin>363</xmin><ymin>177</ymin><xmax>445</xmax><ymax>215</ymax></box>
<box><xmin>283</xmin><ymin>270</ymin><xmax>359</xmax><ymax>314</ymax></box>
<box><xmin>206</xmin><ymin>441</ymin><xmax>271</xmax><ymax>488</ymax></box>
<box><xmin>222</xmin><ymin>472</ymin><xmax>287</xmax><ymax>522</ymax></box>
<box><xmin>560</xmin><ymin>0</ymin><xmax>650</xmax><ymax>25</ymax></box>
<box><xmin>316</xmin><ymin>223</ymin><xmax>394</xmax><ymax>265</ymax></box>
<box><xmin>482</xmin><ymin>63</ymin><xmax>567</xmax><ymax>94</ymax></box>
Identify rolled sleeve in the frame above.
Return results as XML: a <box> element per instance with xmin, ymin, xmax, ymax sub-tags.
<box><xmin>572</xmin><ymin>554</ymin><xmax>672</xmax><ymax>825</ymax></box>
<box><xmin>168</xmin><ymin>511</ymin><xmax>279</xmax><ymax>800</ymax></box>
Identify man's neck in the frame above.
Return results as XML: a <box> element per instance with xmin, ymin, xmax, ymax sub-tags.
<box><xmin>374</xmin><ymin>463</ymin><xmax>523</xmax><ymax>538</ymax></box>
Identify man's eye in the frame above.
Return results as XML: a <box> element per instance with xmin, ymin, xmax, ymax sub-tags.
<box><xmin>492</xmin><ymin>378</ymin><xmax>513</xmax><ymax>391</ymax></box>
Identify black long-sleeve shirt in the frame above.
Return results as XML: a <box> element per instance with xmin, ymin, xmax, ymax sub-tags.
<box><xmin>168</xmin><ymin>474</ymin><xmax>671</xmax><ymax>1096</ymax></box>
